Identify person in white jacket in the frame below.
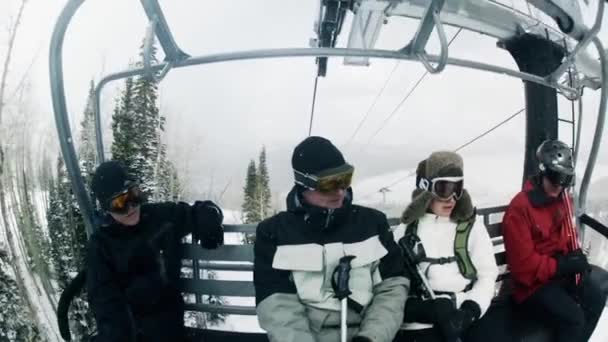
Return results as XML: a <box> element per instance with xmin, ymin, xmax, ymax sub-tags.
<box><xmin>394</xmin><ymin>151</ymin><xmax>500</xmax><ymax>342</ymax></box>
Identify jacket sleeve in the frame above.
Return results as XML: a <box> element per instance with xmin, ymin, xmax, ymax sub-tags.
<box><xmin>86</xmin><ymin>237</ymin><xmax>136</xmax><ymax>342</ymax></box>
<box><xmin>150</xmin><ymin>202</ymin><xmax>223</xmax><ymax>244</ymax></box>
<box><xmin>454</xmin><ymin>222</ymin><xmax>499</xmax><ymax>317</ymax></box>
<box><xmin>253</xmin><ymin>220</ymin><xmax>316</xmax><ymax>342</ymax></box>
<box><xmin>356</xmin><ymin>217</ymin><xmax>409</xmax><ymax>342</ymax></box>
<box><xmin>502</xmin><ymin>203</ymin><xmax>557</xmax><ymax>288</ymax></box>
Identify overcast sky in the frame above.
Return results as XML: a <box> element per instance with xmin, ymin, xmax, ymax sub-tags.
<box><xmin>1</xmin><ymin>0</ymin><xmax>607</xmax><ymax>210</ymax></box>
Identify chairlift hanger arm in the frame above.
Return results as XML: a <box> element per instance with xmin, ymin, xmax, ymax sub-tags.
<box><xmin>315</xmin><ymin>0</ymin><xmax>351</xmax><ymax>76</ymax></box>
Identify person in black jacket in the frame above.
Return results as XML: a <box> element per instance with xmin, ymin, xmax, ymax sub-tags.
<box><xmin>86</xmin><ymin>161</ymin><xmax>224</xmax><ymax>342</ymax></box>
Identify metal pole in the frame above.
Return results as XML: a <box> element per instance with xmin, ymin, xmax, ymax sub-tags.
<box><xmin>578</xmin><ymin>37</ymin><xmax>607</xmax><ymax>225</ymax></box>
<box><xmin>49</xmin><ymin>0</ymin><xmax>95</xmax><ymax>235</ymax></box>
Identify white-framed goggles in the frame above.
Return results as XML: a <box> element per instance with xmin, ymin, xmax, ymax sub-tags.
<box><xmin>418</xmin><ymin>176</ymin><xmax>464</xmax><ymax>200</ymax></box>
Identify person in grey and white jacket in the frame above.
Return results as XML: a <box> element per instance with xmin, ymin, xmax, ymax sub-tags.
<box><xmin>394</xmin><ymin>151</ymin><xmax>499</xmax><ymax>342</ymax></box>
<box><xmin>254</xmin><ymin>136</ymin><xmax>409</xmax><ymax>342</ymax></box>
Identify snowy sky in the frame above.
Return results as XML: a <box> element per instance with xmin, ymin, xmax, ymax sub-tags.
<box><xmin>1</xmin><ymin>0</ymin><xmax>607</xmax><ymax>210</ymax></box>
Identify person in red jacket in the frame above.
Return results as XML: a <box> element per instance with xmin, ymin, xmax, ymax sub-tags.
<box><xmin>502</xmin><ymin>139</ymin><xmax>605</xmax><ymax>342</ymax></box>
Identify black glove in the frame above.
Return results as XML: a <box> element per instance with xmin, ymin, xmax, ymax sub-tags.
<box><xmin>436</xmin><ymin>300</ymin><xmax>480</xmax><ymax>342</ymax></box>
<box><xmin>192</xmin><ymin>200</ymin><xmax>224</xmax><ymax>249</ymax></box>
<box><xmin>555</xmin><ymin>249</ymin><xmax>590</xmax><ymax>277</ymax></box>
<box><xmin>351</xmin><ymin>336</ymin><xmax>372</xmax><ymax>342</ymax></box>
<box><xmin>404</xmin><ymin>297</ymin><xmax>455</xmax><ymax>324</ymax></box>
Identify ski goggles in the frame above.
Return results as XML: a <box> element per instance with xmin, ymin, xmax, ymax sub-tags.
<box><xmin>544</xmin><ymin>168</ymin><xmax>574</xmax><ymax>187</ymax></box>
<box><xmin>294</xmin><ymin>164</ymin><xmax>354</xmax><ymax>193</ymax></box>
<box><xmin>107</xmin><ymin>184</ymin><xmax>142</xmax><ymax>214</ymax></box>
<box><xmin>418</xmin><ymin>176</ymin><xmax>464</xmax><ymax>200</ymax></box>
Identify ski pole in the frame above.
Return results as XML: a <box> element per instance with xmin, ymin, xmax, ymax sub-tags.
<box><xmin>398</xmin><ymin>237</ymin><xmax>463</xmax><ymax>342</ymax></box>
<box><xmin>332</xmin><ymin>255</ymin><xmax>356</xmax><ymax>342</ymax></box>
<box><xmin>563</xmin><ymin>192</ymin><xmax>581</xmax><ymax>284</ymax></box>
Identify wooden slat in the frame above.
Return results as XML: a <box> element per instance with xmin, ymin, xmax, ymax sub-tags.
<box><xmin>223</xmin><ymin>224</ymin><xmax>257</xmax><ymax>233</ymax></box>
<box><xmin>182</xmin><ymin>244</ymin><xmax>253</xmax><ymax>262</ymax></box>
<box><xmin>181</xmin><ymin>279</ymin><xmax>255</xmax><ymax>297</ymax></box>
<box><xmin>477</xmin><ymin>205</ymin><xmax>508</xmax><ymax>216</ymax></box>
<box><xmin>486</xmin><ymin>223</ymin><xmax>503</xmax><ymax>238</ymax></box>
<box><xmin>497</xmin><ymin>272</ymin><xmax>510</xmax><ymax>282</ymax></box>
<box><xmin>185</xmin><ymin>303</ymin><xmax>256</xmax><ymax>315</ymax></box>
<box><xmin>388</xmin><ymin>217</ymin><xmax>401</xmax><ymax>226</ymax></box>
<box><xmin>494</xmin><ymin>251</ymin><xmax>506</xmax><ymax>266</ymax></box>
<box><xmin>196</xmin><ymin>262</ymin><xmax>253</xmax><ymax>272</ymax></box>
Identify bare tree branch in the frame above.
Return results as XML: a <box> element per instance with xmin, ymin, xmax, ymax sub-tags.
<box><xmin>0</xmin><ymin>0</ymin><xmax>28</xmax><ymax>124</ymax></box>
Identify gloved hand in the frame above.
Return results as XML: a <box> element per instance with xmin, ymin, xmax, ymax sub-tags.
<box><xmin>192</xmin><ymin>200</ymin><xmax>224</xmax><ymax>249</ymax></box>
<box><xmin>555</xmin><ymin>249</ymin><xmax>590</xmax><ymax>277</ymax></box>
<box><xmin>351</xmin><ymin>336</ymin><xmax>372</xmax><ymax>342</ymax></box>
<box><xmin>404</xmin><ymin>297</ymin><xmax>455</xmax><ymax>324</ymax></box>
<box><xmin>436</xmin><ymin>300</ymin><xmax>480</xmax><ymax>342</ymax></box>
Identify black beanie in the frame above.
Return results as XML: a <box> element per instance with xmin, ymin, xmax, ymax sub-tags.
<box><xmin>292</xmin><ymin>136</ymin><xmax>347</xmax><ymax>175</ymax></box>
<box><xmin>91</xmin><ymin>161</ymin><xmax>133</xmax><ymax>208</ymax></box>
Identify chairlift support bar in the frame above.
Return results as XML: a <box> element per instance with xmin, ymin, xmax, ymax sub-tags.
<box><xmin>578</xmin><ymin>37</ymin><xmax>607</xmax><ymax>226</ymax></box>
<box><xmin>90</xmin><ymin>47</ymin><xmax>581</xmax><ymax>164</ymax></box>
<box><xmin>49</xmin><ymin>0</ymin><xmax>95</xmax><ymax>235</ymax></box>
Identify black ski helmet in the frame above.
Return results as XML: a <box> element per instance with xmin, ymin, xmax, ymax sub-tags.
<box><xmin>536</xmin><ymin>139</ymin><xmax>574</xmax><ymax>186</ymax></box>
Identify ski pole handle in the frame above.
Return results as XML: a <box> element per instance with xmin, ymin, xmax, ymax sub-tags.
<box><xmin>332</xmin><ymin>255</ymin><xmax>356</xmax><ymax>300</ymax></box>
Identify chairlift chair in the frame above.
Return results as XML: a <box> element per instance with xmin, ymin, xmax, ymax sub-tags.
<box><xmin>50</xmin><ymin>1</ymin><xmax>608</xmax><ymax>341</ymax></box>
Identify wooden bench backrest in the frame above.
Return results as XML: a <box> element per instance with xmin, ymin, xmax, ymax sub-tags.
<box><xmin>180</xmin><ymin>206</ymin><xmax>510</xmax><ymax>316</ymax></box>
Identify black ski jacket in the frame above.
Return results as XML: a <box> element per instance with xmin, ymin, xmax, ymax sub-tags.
<box><xmin>86</xmin><ymin>201</ymin><xmax>222</xmax><ymax>342</ymax></box>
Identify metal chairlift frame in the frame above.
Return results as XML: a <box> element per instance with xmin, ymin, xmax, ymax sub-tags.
<box><xmin>50</xmin><ymin>0</ymin><xmax>606</xmax><ymax>239</ymax></box>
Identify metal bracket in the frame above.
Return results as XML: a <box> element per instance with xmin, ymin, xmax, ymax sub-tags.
<box><xmin>549</xmin><ymin>0</ymin><xmax>604</xmax><ymax>82</ymax></box>
<box><xmin>401</xmin><ymin>0</ymin><xmax>448</xmax><ymax>74</ymax></box>
<box><xmin>344</xmin><ymin>0</ymin><xmax>389</xmax><ymax>66</ymax></box>
<box><xmin>527</xmin><ymin>0</ymin><xmax>586</xmax><ymax>40</ymax></box>
<box><xmin>139</xmin><ymin>0</ymin><xmax>190</xmax><ymax>63</ymax></box>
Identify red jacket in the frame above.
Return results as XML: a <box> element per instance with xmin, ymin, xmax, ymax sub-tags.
<box><xmin>502</xmin><ymin>178</ymin><xmax>577</xmax><ymax>303</ymax></box>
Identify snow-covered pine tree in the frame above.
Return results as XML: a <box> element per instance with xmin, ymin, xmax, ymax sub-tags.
<box><xmin>0</xmin><ymin>250</ymin><xmax>41</xmax><ymax>341</ymax></box>
<box><xmin>242</xmin><ymin>159</ymin><xmax>260</xmax><ymax>225</ymax></box>
<box><xmin>47</xmin><ymin>157</ymin><xmax>93</xmax><ymax>339</ymax></box>
<box><xmin>111</xmin><ymin>76</ymin><xmax>140</xmax><ymax>180</ymax></box>
<box><xmin>131</xmin><ymin>41</ymin><xmax>162</xmax><ymax>199</ymax></box>
<box><xmin>79</xmin><ymin>80</ymin><xmax>98</xmax><ymax>188</ymax></box>
<box><xmin>257</xmin><ymin>147</ymin><xmax>272</xmax><ymax>220</ymax></box>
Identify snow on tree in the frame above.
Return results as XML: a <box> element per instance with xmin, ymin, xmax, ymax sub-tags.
<box><xmin>79</xmin><ymin>80</ymin><xmax>98</xmax><ymax>189</ymax></box>
<box><xmin>46</xmin><ymin>157</ymin><xmax>94</xmax><ymax>339</ymax></box>
<box><xmin>0</xmin><ymin>249</ymin><xmax>41</xmax><ymax>341</ymax></box>
<box><xmin>242</xmin><ymin>159</ymin><xmax>260</xmax><ymax>224</ymax></box>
